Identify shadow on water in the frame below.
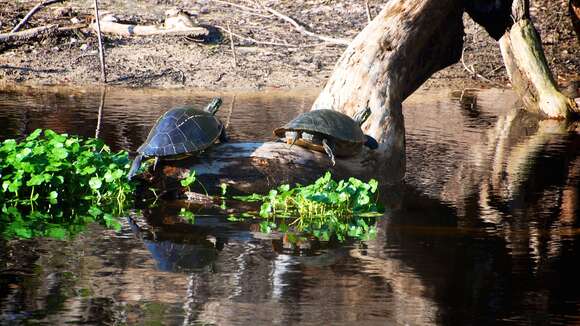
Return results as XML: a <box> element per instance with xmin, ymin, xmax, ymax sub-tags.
<box><xmin>0</xmin><ymin>86</ymin><xmax>579</xmax><ymax>325</ymax></box>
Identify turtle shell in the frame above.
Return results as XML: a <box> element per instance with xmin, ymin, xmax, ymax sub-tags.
<box><xmin>138</xmin><ymin>106</ymin><xmax>222</xmax><ymax>157</ymax></box>
<box><xmin>274</xmin><ymin>109</ymin><xmax>365</xmax><ymax>144</ymax></box>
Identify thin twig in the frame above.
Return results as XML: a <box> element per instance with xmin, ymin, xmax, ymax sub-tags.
<box><xmin>95</xmin><ymin>86</ymin><xmax>106</xmax><ymax>138</ymax></box>
<box><xmin>461</xmin><ymin>45</ymin><xmax>504</xmax><ymax>86</ymax></box>
<box><xmin>11</xmin><ymin>0</ymin><xmax>65</xmax><ymax>33</ymax></box>
<box><xmin>460</xmin><ymin>46</ymin><xmax>475</xmax><ymax>75</ymax></box>
<box><xmin>93</xmin><ymin>0</ymin><xmax>107</xmax><ymax>83</ymax></box>
<box><xmin>214</xmin><ymin>24</ymin><xmax>303</xmax><ymax>47</ymax></box>
<box><xmin>210</xmin><ymin>0</ymin><xmax>274</xmax><ymax>18</ymax></box>
<box><xmin>225</xmin><ymin>94</ymin><xmax>235</xmax><ymax>129</ymax></box>
<box><xmin>216</xmin><ymin>25</ymin><xmax>331</xmax><ymax>48</ymax></box>
<box><xmin>226</xmin><ymin>22</ymin><xmax>237</xmax><ymax>68</ymax></box>
<box><xmin>258</xmin><ymin>4</ymin><xmax>351</xmax><ymax>45</ymax></box>
<box><xmin>212</xmin><ymin>0</ymin><xmax>262</xmax><ymax>14</ymax></box>
<box><xmin>365</xmin><ymin>0</ymin><xmax>373</xmax><ymax>23</ymax></box>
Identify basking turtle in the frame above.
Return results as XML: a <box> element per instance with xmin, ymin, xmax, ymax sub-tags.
<box><xmin>128</xmin><ymin>97</ymin><xmax>225</xmax><ymax>180</ymax></box>
<box><xmin>273</xmin><ymin>107</ymin><xmax>378</xmax><ymax>165</ymax></box>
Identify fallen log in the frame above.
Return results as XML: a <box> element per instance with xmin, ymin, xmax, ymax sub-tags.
<box><xmin>147</xmin><ymin>142</ymin><xmax>387</xmax><ymax>195</ymax></box>
<box><xmin>91</xmin><ymin>11</ymin><xmax>209</xmax><ymax>37</ymax></box>
<box><xmin>92</xmin><ymin>21</ymin><xmax>209</xmax><ymax>37</ymax></box>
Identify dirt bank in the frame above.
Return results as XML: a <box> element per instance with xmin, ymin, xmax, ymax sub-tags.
<box><xmin>0</xmin><ymin>0</ymin><xmax>578</xmax><ymax>91</ymax></box>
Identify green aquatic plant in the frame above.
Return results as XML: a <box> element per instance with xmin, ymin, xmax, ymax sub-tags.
<box><xmin>180</xmin><ymin>170</ymin><xmax>197</xmax><ymax>191</ymax></box>
<box><xmin>235</xmin><ymin>172</ymin><xmax>383</xmax><ymax>241</ymax></box>
<box><xmin>180</xmin><ymin>170</ymin><xmax>209</xmax><ymax>195</ymax></box>
<box><xmin>0</xmin><ymin>129</ymin><xmax>135</xmax><ymax>239</ymax></box>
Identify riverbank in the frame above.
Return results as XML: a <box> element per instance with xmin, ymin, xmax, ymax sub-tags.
<box><xmin>1</xmin><ymin>0</ymin><xmax>578</xmax><ymax>91</ymax></box>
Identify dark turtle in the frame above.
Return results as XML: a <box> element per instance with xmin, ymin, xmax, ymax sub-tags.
<box><xmin>273</xmin><ymin>107</ymin><xmax>378</xmax><ymax>165</ymax></box>
<box><xmin>127</xmin><ymin>97</ymin><xmax>226</xmax><ymax>180</ymax></box>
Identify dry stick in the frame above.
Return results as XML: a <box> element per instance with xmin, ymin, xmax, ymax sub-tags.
<box><xmin>226</xmin><ymin>23</ymin><xmax>237</xmax><ymax>68</ymax></box>
<box><xmin>259</xmin><ymin>5</ymin><xmax>351</xmax><ymax>45</ymax></box>
<box><xmin>225</xmin><ymin>94</ymin><xmax>236</xmax><ymax>129</ymax></box>
<box><xmin>365</xmin><ymin>0</ymin><xmax>373</xmax><ymax>23</ymax></box>
<box><xmin>215</xmin><ymin>25</ymin><xmax>328</xmax><ymax>48</ymax></box>
<box><xmin>10</xmin><ymin>0</ymin><xmax>64</xmax><ymax>33</ymax></box>
<box><xmin>95</xmin><ymin>86</ymin><xmax>106</xmax><ymax>138</ymax></box>
<box><xmin>93</xmin><ymin>0</ymin><xmax>107</xmax><ymax>83</ymax></box>
<box><xmin>0</xmin><ymin>24</ymin><xmax>58</xmax><ymax>43</ymax></box>
<box><xmin>460</xmin><ymin>46</ymin><xmax>503</xmax><ymax>86</ymax></box>
<box><xmin>214</xmin><ymin>25</ymin><xmax>295</xmax><ymax>47</ymax></box>
<box><xmin>211</xmin><ymin>0</ymin><xmax>273</xmax><ymax>18</ymax></box>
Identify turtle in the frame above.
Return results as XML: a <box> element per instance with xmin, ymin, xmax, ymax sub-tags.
<box><xmin>127</xmin><ymin>97</ymin><xmax>226</xmax><ymax>180</ymax></box>
<box><xmin>273</xmin><ymin>107</ymin><xmax>378</xmax><ymax>166</ymax></box>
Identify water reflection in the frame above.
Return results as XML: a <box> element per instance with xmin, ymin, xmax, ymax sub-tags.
<box><xmin>0</xmin><ymin>86</ymin><xmax>579</xmax><ymax>325</ymax></box>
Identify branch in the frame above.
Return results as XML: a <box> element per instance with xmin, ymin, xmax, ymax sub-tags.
<box><xmin>260</xmin><ymin>5</ymin><xmax>351</xmax><ymax>46</ymax></box>
<box><xmin>93</xmin><ymin>0</ymin><xmax>107</xmax><ymax>83</ymax></box>
<box><xmin>92</xmin><ymin>20</ymin><xmax>209</xmax><ymax>37</ymax></box>
<box><xmin>365</xmin><ymin>1</ymin><xmax>373</xmax><ymax>23</ymax></box>
<box><xmin>11</xmin><ymin>0</ymin><xmax>65</xmax><ymax>33</ymax></box>
<box><xmin>0</xmin><ymin>24</ymin><xmax>59</xmax><ymax>44</ymax></box>
<box><xmin>226</xmin><ymin>22</ymin><xmax>237</xmax><ymax>67</ymax></box>
<box><xmin>460</xmin><ymin>45</ymin><xmax>504</xmax><ymax>87</ymax></box>
<box><xmin>214</xmin><ymin>25</ymin><xmax>324</xmax><ymax>47</ymax></box>
<box><xmin>210</xmin><ymin>0</ymin><xmax>274</xmax><ymax>19</ymax></box>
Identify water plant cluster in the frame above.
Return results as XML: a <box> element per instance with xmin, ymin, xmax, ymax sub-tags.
<box><xmin>0</xmin><ymin>129</ymin><xmax>134</xmax><ymax>239</ymax></box>
<box><xmin>235</xmin><ymin>172</ymin><xmax>383</xmax><ymax>241</ymax></box>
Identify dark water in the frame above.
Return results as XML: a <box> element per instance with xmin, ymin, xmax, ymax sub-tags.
<box><xmin>0</xmin><ymin>86</ymin><xmax>579</xmax><ymax>325</ymax></box>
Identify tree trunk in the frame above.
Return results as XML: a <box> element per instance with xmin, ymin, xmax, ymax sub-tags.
<box><xmin>498</xmin><ymin>1</ymin><xmax>579</xmax><ymax>118</ymax></box>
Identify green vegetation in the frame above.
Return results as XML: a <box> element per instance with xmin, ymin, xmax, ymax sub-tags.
<box><xmin>0</xmin><ymin>129</ymin><xmax>135</xmax><ymax>239</ymax></box>
<box><xmin>235</xmin><ymin>172</ymin><xmax>383</xmax><ymax>241</ymax></box>
<box><xmin>0</xmin><ymin>129</ymin><xmax>381</xmax><ymax>243</ymax></box>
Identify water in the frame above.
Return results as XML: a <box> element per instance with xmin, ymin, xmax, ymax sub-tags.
<box><xmin>0</xmin><ymin>86</ymin><xmax>579</xmax><ymax>325</ymax></box>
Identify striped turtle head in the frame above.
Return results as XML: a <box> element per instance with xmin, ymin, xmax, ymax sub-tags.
<box><xmin>205</xmin><ymin>97</ymin><xmax>223</xmax><ymax>115</ymax></box>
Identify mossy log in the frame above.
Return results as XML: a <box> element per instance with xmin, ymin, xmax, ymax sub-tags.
<box><xmin>498</xmin><ymin>0</ymin><xmax>579</xmax><ymax>118</ymax></box>
<box><xmin>499</xmin><ymin>19</ymin><xmax>579</xmax><ymax>118</ymax></box>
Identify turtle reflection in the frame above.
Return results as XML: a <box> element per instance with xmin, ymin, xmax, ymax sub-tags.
<box><xmin>129</xmin><ymin>208</ymin><xmax>226</xmax><ymax>273</ymax></box>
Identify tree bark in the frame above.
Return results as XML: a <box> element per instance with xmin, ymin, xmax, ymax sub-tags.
<box><xmin>498</xmin><ymin>1</ymin><xmax>579</xmax><ymax>118</ymax></box>
<box><xmin>148</xmin><ymin>142</ymin><xmax>383</xmax><ymax>195</ymax></box>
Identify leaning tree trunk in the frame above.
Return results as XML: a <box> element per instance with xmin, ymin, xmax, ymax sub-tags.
<box><xmin>498</xmin><ymin>0</ymin><xmax>579</xmax><ymax>118</ymax></box>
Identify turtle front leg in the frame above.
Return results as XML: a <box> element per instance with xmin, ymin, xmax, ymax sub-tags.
<box><xmin>127</xmin><ymin>154</ymin><xmax>144</xmax><ymax>180</ymax></box>
<box><xmin>288</xmin><ymin>131</ymin><xmax>299</xmax><ymax>148</ymax></box>
<box><xmin>322</xmin><ymin>138</ymin><xmax>336</xmax><ymax>166</ymax></box>
<box><xmin>153</xmin><ymin>157</ymin><xmax>160</xmax><ymax>171</ymax></box>
<box><xmin>219</xmin><ymin>127</ymin><xmax>228</xmax><ymax>143</ymax></box>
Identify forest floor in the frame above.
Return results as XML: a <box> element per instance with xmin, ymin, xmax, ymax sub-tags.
<box><xmin>0</xmin><ymin>0</ymin><xmax>578</xmax><ymax>91</ymax></box>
